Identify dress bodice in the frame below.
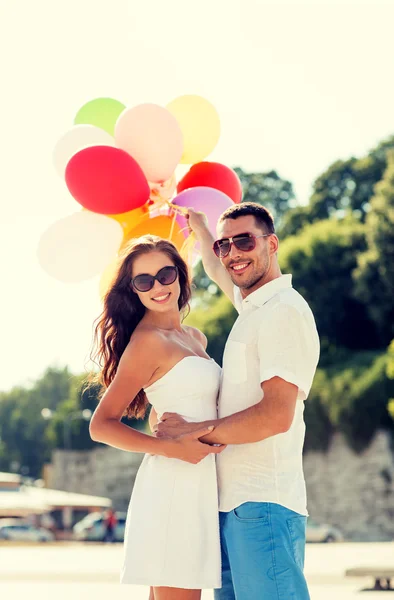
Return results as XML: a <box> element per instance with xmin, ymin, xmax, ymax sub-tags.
<box><xmin>145</xmin><ymin>356</ymin><xmax>221</xmax><ymax>422</ymax></box>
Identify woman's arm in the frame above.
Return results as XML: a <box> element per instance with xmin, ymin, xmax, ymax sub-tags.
<box><xmin>90</xmin><ymin>330</ymin><xmax>168</xmax><ymax>454</ymax></box>
<box><xmin>89</xmin><ymin>330</ymin><xmax>224</xmax><ymax>463</ymax></box>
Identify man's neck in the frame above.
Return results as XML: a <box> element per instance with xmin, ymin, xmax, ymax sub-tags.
<box><xmin>240</xmin><ymin>268</ymin><xmax>282</xmax><ymax>299</ymax></box>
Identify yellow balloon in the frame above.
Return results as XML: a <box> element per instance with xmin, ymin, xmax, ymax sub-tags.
<box><xmin>107</xmin><ymin>204</ymin><xmax>150</xmax><ymax>236</ymax></box>
<box><xmin>99</xmin><ymin>214</ymin><xmax>186</xmax><ymax>298</ymax></box>
<box><xmin>99</xmin><ymin>258</ymin><xmax>120</xmax><ymax>299</ymax></box>
<box><xmin>166</xmin><ymin>95</ymin><xmax>220</xmax><ymax>164</ymax></box>
<box><xmin>122</xmin><ymin>215</ymin><xmax>186</xmax><ymax>253</ymax></box>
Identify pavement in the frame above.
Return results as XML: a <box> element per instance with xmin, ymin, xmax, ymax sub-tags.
<box><xmin>1</xmin><ymin>541</ymin><xmax>393</xmax><ymax>599</ymax></box>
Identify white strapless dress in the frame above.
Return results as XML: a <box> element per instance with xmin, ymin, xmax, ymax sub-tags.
<box><xmin>121</xmin><ymin>356</ymin><xmax>222</xmax><ymax>590</ymax></box>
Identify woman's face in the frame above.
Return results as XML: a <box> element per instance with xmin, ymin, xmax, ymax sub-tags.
<box><xmin>131</xmin><ymin>251</ymin><xmax>181</xmax><ymax>313</ymax></box>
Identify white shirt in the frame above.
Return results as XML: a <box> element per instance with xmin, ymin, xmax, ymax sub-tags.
<box><xmin>217</xmin><ymin>274</ymin><xmax>320</xmax><ymax>515</ymax></box>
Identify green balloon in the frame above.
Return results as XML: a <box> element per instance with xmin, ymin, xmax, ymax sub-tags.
<box><xmin>74</xmin><ymin>98</ymin><xmax>126</xmax><ymax>136</ymax></box>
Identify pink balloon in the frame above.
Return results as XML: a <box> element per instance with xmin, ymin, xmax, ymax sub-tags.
<box><xmin>115</xmin><ymin>104</ymin><xmax>184</xmax><ymax>184</ymax></box>
<box><xmin>171</xmin><ymin>186</ymin><xmax>234</xmax><ymax>238</ymax></box>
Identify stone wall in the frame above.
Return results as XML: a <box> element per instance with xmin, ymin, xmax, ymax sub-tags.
<box><xmin>46</xmin><ymin>446</ymin><xmax>143</xmax><ymax>511</ymax></box>
<box><xmin>304</xmin><ymin>431</ymin><xmax>394</xmax><ymax>541</ymax></box>
<box><xmin>46</xmin><ymin>431</ymin><xmax>394</xmax><ymax>540</ymax></box>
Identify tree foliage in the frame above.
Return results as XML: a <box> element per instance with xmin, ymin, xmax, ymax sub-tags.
<box><xmin>306</xmin><ymin>351</ymin><xmax>394</xmax><ymax>453</ymax></box>
<box><xmin>234</xmin><ymin>167</ymin><xmax>297</xmax><ymax>226</ymax></box>
<box><xmin>186</xmin><ymin>293</ymin><xmax>237</xmax><ymax>365</ymax></box>
<box><xmin>279</xmin><ymin>218</ymin><xmax>379</xmax><ymax>351</ymax></box>
<box><xmin>354</xmin><ymin>152</ymin><xmax>394</xmax><ymax>345</ymax></box>
<box><xmin>279</xmin><ymin>135</ymin><xmax>394</xmax><ymax>237</ymax></box>
<box><xmin>0</xmin><ymin>367</ymin><xmax>72</xmax><ymax>477</ymax></box>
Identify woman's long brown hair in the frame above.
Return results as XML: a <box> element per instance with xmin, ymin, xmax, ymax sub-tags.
<box><xmin>90</xmin><ymin>236</ymin><xmax>191</xmax><ymax>419</ymax></box>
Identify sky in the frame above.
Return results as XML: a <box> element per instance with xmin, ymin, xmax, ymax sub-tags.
<box><xmin>1</xmin><ymin>0</ymin><xmax>394</xmax><ymax>391</ymax></box>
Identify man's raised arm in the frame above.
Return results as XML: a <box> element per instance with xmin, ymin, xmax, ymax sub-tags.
<box><xmin>187</xmin><ymin>208</ymin><xmax>235</xmax><ymax>304</ymax></box>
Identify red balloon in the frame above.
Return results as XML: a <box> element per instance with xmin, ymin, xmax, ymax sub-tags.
<box><xmin>177</xmin><ymin>162</ymin><xmax>242</xmax><ymax>204</ymax></box>
<box><xmin>65</xmin><ymin>146</ymin><xmax>150</xmax><ymax>214</ymax></box>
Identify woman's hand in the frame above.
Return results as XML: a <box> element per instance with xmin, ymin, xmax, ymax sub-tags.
<box><xmin>162</xmin><ymin>427</ymin><xmax>226</xmax><ymax>464</ymax></box>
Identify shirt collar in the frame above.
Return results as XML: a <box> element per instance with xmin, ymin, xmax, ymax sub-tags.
<box><xmin>241</xmin><ymin>274</ymin><xmax>293</xmax><ymax>310</ymax></box>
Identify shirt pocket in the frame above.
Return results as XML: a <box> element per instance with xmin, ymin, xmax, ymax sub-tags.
<box><xmin>223</xmin><ymin>340</ymin><xmax>247</xmax><ymax>384</ymax></box>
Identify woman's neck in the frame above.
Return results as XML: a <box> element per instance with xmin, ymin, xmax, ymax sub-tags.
<box><xmin>142</xmin><ymin>309</ymin><xmax>182</xmax><ymax>332</ymax></box>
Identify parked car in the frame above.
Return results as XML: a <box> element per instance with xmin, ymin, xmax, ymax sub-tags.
<box><xmin>306</xmin><ymin>518</ymin><xmax>344</xmax><ymax>543</ymax></box>
<box><xmin>0</xmin><ymin>518</ymin><xmax>55</xmax><ymax>542</ymax></box>
<box><xmin>73</xmin><ymin>511</ymin><xmax>126</xmax><ymax>542</ymax></box>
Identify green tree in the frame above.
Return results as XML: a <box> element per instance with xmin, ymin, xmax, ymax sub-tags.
<box><xmin>280</xmin><ymin>135</ymin><xmax>394</xmax><ymax>238</ymax></box>
<box><xmin>354</xmin><ymin>153</ymin><xmax>394</xmax><ymax>345</ymax></box>
<box><xmin>186</xmin><ymin>293</ymin><xmax>237</xmax><ymax>365</ymax></box>
<box><xmin>234</xmin><ymin>167</ymin><xmax>297</xmax><ymax>225</ymax></box>
<box><xmin>279</xmin><ymin>218</ymin><xmax>379</xmax><ymax>353</ymax></box>
<box><xmin>387</xmin><ymin>340</ymin><xmax>394</xmax><ymax>419</ymax></box>
<box><xmin>307</xmin><ymin>350</ymin><xmax>394</xmax><ymax>453</ymax></box>
<box><xmin>190</xmin><ymin>258</ymin><xmax>221</xmax><ymax>298</ymax></box>
<box><xmin>278</xmin><ymin>205</ymin><xmax>313</xmax><ymax>239</ymax></box>
<box><xmin>308</xmin><ymin>136</ymin><xmax>394</xmax><ymax>223</ymax></box>
<box><xmin>0</xmin><ymin>367</ymin><xmax>73</xmax><ymax>477</ymax></box>
<box><xmin>387</xmin><ymin>340</ymin><xmax>394</xmax><ymax>380</ymax></box>
<box><xmin>303</xmin><ymin>370</ymin><xmax>333</xmax><ymax>452</ymax></box>
<box><xmin>48</xmin><ymin>374</ymin><xmax>100</xmax><ymax>452</ymax></box>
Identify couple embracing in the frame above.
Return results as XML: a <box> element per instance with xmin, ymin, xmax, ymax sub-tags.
<box><xmin>90</xmin><ymin>202</ymin><xmax>320</xmax><ymax>600</ymax></box>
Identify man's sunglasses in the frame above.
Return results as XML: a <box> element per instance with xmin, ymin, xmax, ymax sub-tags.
<box><xmin>131</xmin><ymin>265</ymin><xmax>178</xmax><ymax>293</ymax></box>
<box><xmin>213</xmin><ymin>232</ymin><xmax>272</xmax><ymax>258</ymax></box>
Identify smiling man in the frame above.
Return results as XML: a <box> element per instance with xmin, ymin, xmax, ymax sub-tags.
<box><xmin>155</xmin><ymin>202</ymin><xmax>320</xmax><ymax>600</ymax></box>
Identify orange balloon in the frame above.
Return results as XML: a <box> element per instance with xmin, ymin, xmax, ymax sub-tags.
<box><xmin>122</xmin><ymin>215</ymin><xmax>186</xmax><ymax>253</ymax></box>
<box><xmin>107</xmin><ymin>203</ymin><xmax>150</xmax><ymax>236</ymax></box>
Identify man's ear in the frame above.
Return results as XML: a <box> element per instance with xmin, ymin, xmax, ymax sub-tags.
<box><xmin>269</xmin><ymin>234</ymin><xmax>279</xmax><ymax>255</ymax></box>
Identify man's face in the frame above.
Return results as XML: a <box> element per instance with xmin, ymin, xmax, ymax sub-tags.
<box><xmin>216</xmin><ymin>215</ymin><xmax>274</xmax><ymax>293</ymax></box>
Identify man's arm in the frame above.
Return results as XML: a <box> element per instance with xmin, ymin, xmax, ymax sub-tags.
<box><xmin>157</xmin><ymin>376</ymin><xmax>298</xmax><ymax>445</ymax></box>
<box><xmin>188</xmin><ymin>209</ymin><xmax>235</xmax><ymax>303</ymax></box>
<box><xmin>157</xmin><ymin>304</ymin><xmax>311</xmax><ymax>445</ymax></box>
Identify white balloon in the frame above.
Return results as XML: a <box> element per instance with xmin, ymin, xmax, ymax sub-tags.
<box><xmin>37</xmin><ymin>212</ymin><xmax>123</xmax><ymax>283</ymax></box>
<box><xmin>53</xmin><ymin>125</ymin><xmax>115</xmax><ymax>177</ymax></box>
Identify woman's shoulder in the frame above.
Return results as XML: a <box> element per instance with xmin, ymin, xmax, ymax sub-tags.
<box><xmin>126</xmin><ymin>325</ymin><xmax>168</xmax><ymax>356</ymax></box>
<box><xmin>183</xmin><ymin>325</ymin><xmax>208</xmax><ymax>350</ymax></box>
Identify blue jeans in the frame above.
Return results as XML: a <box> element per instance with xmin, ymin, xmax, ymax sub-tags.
<box><xmin>214</xmin><ymin>502</ymin><xmax>310</xmax><ymax>600</ymax></box>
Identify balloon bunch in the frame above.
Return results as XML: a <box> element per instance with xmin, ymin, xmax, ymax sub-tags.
<box><xmin>38</xmin><ymin>95</ymin><xmax>242</xmax><ymax>296</ymax></box>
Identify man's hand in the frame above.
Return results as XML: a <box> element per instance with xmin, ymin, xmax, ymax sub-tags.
<box><xmin>187</xmin><ymin>208</ymin><xmax>210</xmax><ymax>239</ymax></box>
<box><xmin>164</xmin><ymin>427</ymin><xmax>226</xmax><ymax>464</ymax></box>
<box><xmin>154</xmin><ymin>412</ymin><xmax>197</xmax><ymax>439</ymax></box>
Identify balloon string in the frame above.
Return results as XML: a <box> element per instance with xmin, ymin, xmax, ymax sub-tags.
<box><xmin>169</xmin><ymin>210</ymin><xmax>176</xmax><ymax>242</ymax></box>
<box><xmin>148</xmin><ymin>193</ymin><xmax>197</xmax><ymax>266</ymax></box>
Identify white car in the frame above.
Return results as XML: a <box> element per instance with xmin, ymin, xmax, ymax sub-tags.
<box><xmin>0</xmin><ymin>519</ymin><xmax>54</xmax><ymax>542</ymax></box>
<box><xmin>73</xmin><ymin>511</ymin><xmax>126</xmax><ymax>542</ymax></box>
<box><xmin>306</xmin><ymin>518</ymin><xmax>344</xmax><ymax>543</ymax></box>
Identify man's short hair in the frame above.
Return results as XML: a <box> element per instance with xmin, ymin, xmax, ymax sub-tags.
<box><xmin>219</xmin><ymin>202</ymin><xmax>275</xmax><ymax>234</ymax></box>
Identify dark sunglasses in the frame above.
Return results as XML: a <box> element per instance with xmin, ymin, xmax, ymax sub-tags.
<box><xmin>213</xmin><ymin>232</ymin><xmax>272</xmax><ymax>258</ymax></box>
<box><xmin>131</xmin><ymin>265</ymin><xmax>178</xmax><ymax>293</ymax></box>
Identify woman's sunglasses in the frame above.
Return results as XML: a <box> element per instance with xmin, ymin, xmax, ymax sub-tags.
<box><xmin>131</xmin><ymin>265</ymin><xmax>178</xmax><ymax>293</ymax></box>
<box><xmin>213</xmin><ymin>232</ymin><xmax>271</xmax><ymax>258</ymax></box>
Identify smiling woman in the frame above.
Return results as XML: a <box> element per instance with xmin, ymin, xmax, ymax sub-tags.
<box><xmin>87</xmin><ymin>234</ymin><xmax>225</xmax><ymax>598</ymax></box>
<box><xmin>90</xmin><ymin>236</ymin><xmax>192</xmax><ymax>419</ymax></box>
